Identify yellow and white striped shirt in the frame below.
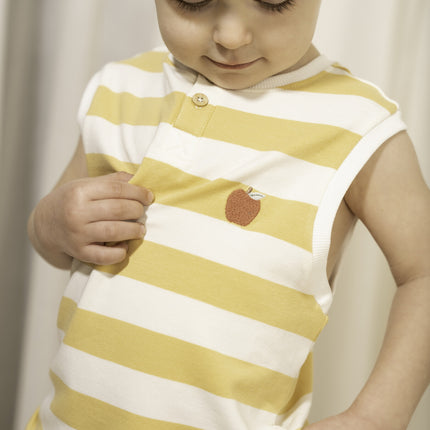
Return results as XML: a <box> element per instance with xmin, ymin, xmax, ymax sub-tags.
<box><xmin>28</xmin><ymin>48</ymin><xmax>406</xmax><ymax>430</ymax></box>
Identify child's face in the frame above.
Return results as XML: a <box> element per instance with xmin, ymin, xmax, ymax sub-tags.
<box><xmin>155</xmin><ymin>0</ymin><xmax>321</xmax><ymax>90</ymax></box>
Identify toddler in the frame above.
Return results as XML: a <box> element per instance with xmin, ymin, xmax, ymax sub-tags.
<box><xmin>26</xmin><ymin>1</ymin><xmax>430</xmax><ymax>429</ymax></box>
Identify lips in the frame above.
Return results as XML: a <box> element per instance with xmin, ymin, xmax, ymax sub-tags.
<box><xmin>207</xmin><ymin>57</ymin><xmax>260</xmax><ymax>70</ymax></box>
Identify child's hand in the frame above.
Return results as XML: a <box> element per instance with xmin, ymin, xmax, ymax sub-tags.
<box><xmin>32</xmin><ymin>171</ymin><xmax>153</xmax><ymax>266</ymax></box>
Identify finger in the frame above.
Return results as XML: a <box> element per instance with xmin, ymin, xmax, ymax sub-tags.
<box><xmin>81</xmin><ymin>241</ymin><xmax>129</xmax><ymax>266</ymax></box>
<box><xmin>104</xmin><ymin>171</ymin><xmax>134</xmax><ymax>182</ymax></box>
<box><xmin>86</xmin><ymin>220</ymin><xmax>146</xmax><ymax>243</ymax></box>
<box><xmin>88</xmin><ymin>199</ymin><xmax>145</xmax><ymax>222</ymax></box>
<box><xmin>87</xmin><ymin>177</ymin><xmax>154</xmax><ymax>206</ymax></box>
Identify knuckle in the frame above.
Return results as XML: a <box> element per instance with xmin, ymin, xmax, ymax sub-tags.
<box><xmin>68</xmin><ymin>183</ymin><xmax>86</xmax><ymax>204</ymax></box>
<box><xmin>110</xmin><ymin>181</ymin><xmax>124</xmax><ymax>198</ymax></box>
<box><xmin>110</xmin><ymin>202</ymin><xmax>124</xmax><ymax>219</ymax></box>
<box><xmin>63</xmin><ymin>207</ymin><xmax>84</xmax><ymax>232</ymax></box>
<box><xmin>115</xmin><ymin>171</ymin><xmax>132</xmax><ymax>181</ymax></box>
<box><xmin>102</xmin><ymin>222</ymin><xmax>116</xmax><ymax>238</ymax></box>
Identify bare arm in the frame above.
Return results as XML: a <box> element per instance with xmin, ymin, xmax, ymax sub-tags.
<box><xmin>27</xmin><ymin>137</ymin><xmax>153</xmax><ymax>270</ymax></box>
<box><xmin>347</xmin><ymin>278</ymin><xmax>430</xmax><ymax>430</ymax></box>
<box><xmin>345</xmin><ymin>131</ymin><xmax>430</xmax><ymax>429</ymax></box>
<box><xmin>307</xmin><ymin>131</ymin><xmax>430</xmax><ymax>430</ymax></box>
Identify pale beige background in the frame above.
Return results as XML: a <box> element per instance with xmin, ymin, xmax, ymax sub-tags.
<box><xmin>0</xmin><ymin>1</ymin><xmax>428</xmax><ymax>429</ymax></box>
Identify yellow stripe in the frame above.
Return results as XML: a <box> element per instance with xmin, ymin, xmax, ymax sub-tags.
<box><xmin>95</xmin><ymin>240</ymin><xmax>328</xmax><ymax>341</ymax></box>
<box><xmin>203</xmin><ymin>106</ymin><xmax>360</xmax><ymax>169</ymax></box>
<box><xmin>282</xmin><ymin>71</ymin><xmax>398</xmax><ymax>114</ymax></box>
<box><xmin>86</xmin><ymin>153</ymin><xmax>316</xmax><ymax>251</ymax></box>
<box><xmin>87</xmin><ymin>87</ymin><xmax>185</xmax><ymax>126</ymax></box>
<box><xmin>86</xmin><ymin>87</ymin><xmax>361</xmax><ymax>169</ymax></box>
<box><xmin>25</xmin><ymin>409</ymin><xmax>43</xmax><ymax>430</ymax></box>
<box><xmin>119</xmin><ymin>51</ymin><xmax>173</xmax><ymax>73</ymax></box>
<box><xmin>57</xmin><ymin>296</ymin><xmax>77</xmax><ymax>333</ymax></box>
<box><xmin>49</xmin><ymin>371</ymin><xmax>199</xmax><ymax>430</ymax></box>
<box><xmin>281</xmin><ymin>353</ymin><xmax>313</xmax><ymax>414</ymax></box>
<box><xmin>86</xmin><ymin>153</ymin><xmax>139</xmax><ymax>177</ymax></box>
<box><xmin>63</xmin><ymin>309</ymin><xmax>297</xmax><ymax>414</ymax></box>
<box><xmin>331</xmin><ymin>63</ymin><xmax>351</xmax><ymax>73</ymax></box>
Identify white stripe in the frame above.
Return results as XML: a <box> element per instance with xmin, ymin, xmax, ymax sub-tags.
<box><xmin>94</xmin><ymin>61</ymin><xmax>391</xmax><ymax>135</ymax></box>
<box><xmin>74</xmin><ymin>270</ymin><xmax>312</xmax><ymax>378</ymax></box>
<box><xmin>57</xmin><ymin>261</ymin><xmax>92</xmax><ymax>344</ymax></box>
<box><xmin>83</xmin><ymin>118</ymin><xmax>333</xmax><ymax>206</ymax></box>
<box><xmin>83</xmin><ymin>116</ymin><xmax>155</xmax><ymax>165</ymax></box>
<box><xmin>51</xmin><ymin>344</ymin><xmax>276</xmax><ymax>430</ymax></box>
<box><xmin>100</xmin><ymin>63</ymin><xmax>169</xmax><ymax>96</ymax></box>
<box><xmin>100</xmin><ymin>61</ymin><xmax>196</xmax><ymax>96</ymax></box>
<box><xmin>78</xmin><ymin>71</ymin><xmax>102</xmax><ymax>130</ymax></box>
<box><xmin>144</xmin><ymin>203</ymin><xmax>313</xmax><ymax>293</ymax></box>
<box><xmin>200</xmin><ymin>85</ymin><xmax>391</xmax><ymax>136</ymax></box>
<box><xmin>63</xmin><ymin>259</ymin><xmax>92</xmax><ymax>303</ymax></box>
<box><xmin>39</xmin><ymin>388</ymin><xmax>76</xmax><ymax>430</ymax></box>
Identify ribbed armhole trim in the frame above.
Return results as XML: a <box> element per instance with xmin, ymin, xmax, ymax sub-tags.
<box><xmin>311</xmin><ymin>111</ymin><xmax>407</xmax><ymax>314</ymax></box>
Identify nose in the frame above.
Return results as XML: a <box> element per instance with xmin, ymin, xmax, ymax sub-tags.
<box><xmin>212</xmin><ymin>11</ymin><xmax>252</xmax><ymax>50</ymax></box>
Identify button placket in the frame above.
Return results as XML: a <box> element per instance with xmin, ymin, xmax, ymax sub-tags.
<box><xmin>173</xmin><ymin>84</ymin><xmax>216</xmax><ymax>136</ymax></box>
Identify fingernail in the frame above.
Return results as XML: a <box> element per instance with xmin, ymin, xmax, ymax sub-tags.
<box><xmin>140</xmin><ymin>224</ymin><xmax>146</xmax><ymax>236</ymax></box>
<box><xmin>147</xmin><ymin>190</ymin><xmax>154</xmax><ymax>204</ymax></box>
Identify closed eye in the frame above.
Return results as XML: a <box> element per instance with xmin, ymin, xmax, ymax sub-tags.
<box><xmin>256</xmin><ymin>0</ymin><xmax>296</xmax><ymax>13</ymax></box>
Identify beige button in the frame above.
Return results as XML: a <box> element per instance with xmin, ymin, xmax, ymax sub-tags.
<box><xmin>192</xmin><ymin>93</ymin><xmax>209</xmax><ymax>107</ymax></box>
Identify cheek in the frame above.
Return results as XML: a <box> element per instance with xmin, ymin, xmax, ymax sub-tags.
<box><xmin>260</xmin><ymin>30</ymin><xmax>298</xmax><ymax>57</ymax></box>
<box><xmin>160</xmin><ymin>21</ymin><xmax>204</xmax><ymax>59</ymax></box>
<box><xmin>271</xmin><ymin>23</ymin><xmax>314</xmax><ymax>54</ymax></box>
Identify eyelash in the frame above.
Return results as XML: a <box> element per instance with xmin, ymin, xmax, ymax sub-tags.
<box><xmin>258</xmin><ymin>0</ymin><xmax>296</xmax><ymax>13</ymax></box>
<box><xmin>174</xmin><ymin>0</ymin><xmax>296</xmax><ymax>14</ymax></box>
<box><xmin>174</xmin><ymin>0</ymin><xmax>211</xmax><ymax>12</ymax></box>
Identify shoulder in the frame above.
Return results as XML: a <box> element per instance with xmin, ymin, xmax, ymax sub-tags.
<box><xmin>114</xmin><ymin>46</ymin><xmax>173</xmax><ymax>74</ymax></box>
<box><xmin>97</xmin><ymin>46</ymin><xmax>173</xmax><ymax>84</ymax></box>
<box><xmin>285</xmin><ymin>61</ymin><xmax>401</xmax><ymax>135</ymax></box>
<box><xmin>346</xmin><ymin>131</ymin><xmax>430</xmax><ymax>284</ymax></box>
<box><xmin>289</xmin><ymin>61</ymin><xmax>397</xmax><ymax>109</ymax></box>
<box><xmin>78</xmin><ymin>47</ymin><xmax>177</xmax><ymax>123</ymax></box>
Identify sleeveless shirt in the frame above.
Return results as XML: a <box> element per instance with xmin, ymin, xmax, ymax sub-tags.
<box><xmin>28</xmin><ymin>47</ymin><xmax>406</xmax><ymax>430</ymax></box>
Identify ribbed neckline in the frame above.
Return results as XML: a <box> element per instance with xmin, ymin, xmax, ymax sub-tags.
<box><xmin>168</xmin><ymin>50</ymin><xmax>334</xmax><ymax>91</ymax></box>
<box><xmin>248</xmin><ymin>55</ymin><xmax>333</xmax><ymax>90</ymax></box>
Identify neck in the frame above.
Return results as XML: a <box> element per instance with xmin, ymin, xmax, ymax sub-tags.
<box><xmin>283</xmin><ymin>44</ymin><xmax>320</xmax><ymax>74</ymax></box>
